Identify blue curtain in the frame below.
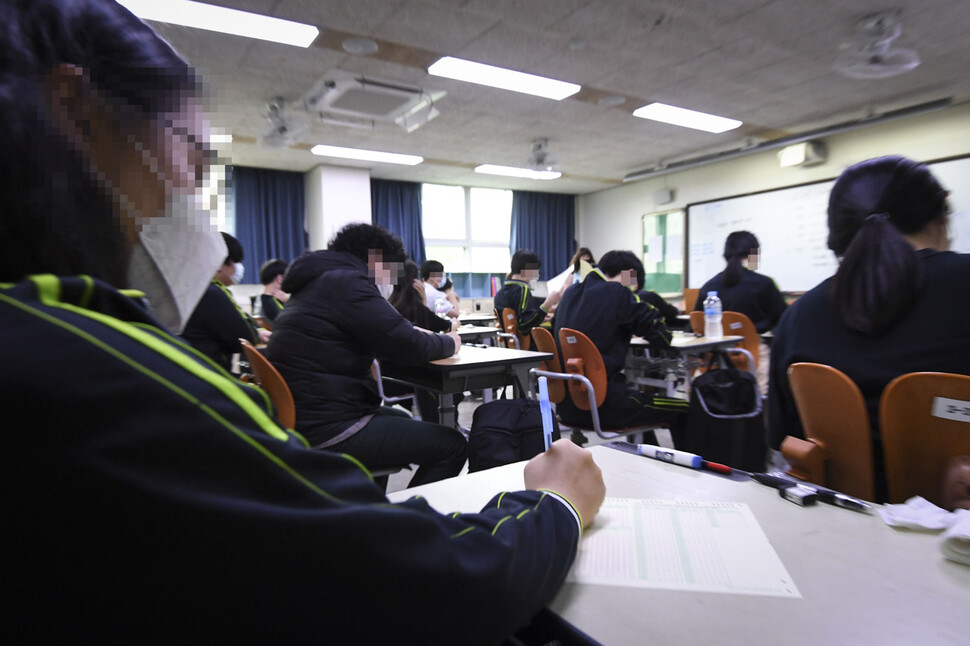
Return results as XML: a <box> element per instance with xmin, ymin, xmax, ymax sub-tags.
<box><xmin>371</xmin><ymin>179</ymin><xmax>426</xmax><ymax>264</ymax></box>
<box><xmin>510</xmin><ymin>191</ymin><xmax>576</xmax><ymax>280</ymax></box>
<box><xmin>232</xmin><ymin>166</ymin><xmax>307</xmax><ymax>281</ymax></box>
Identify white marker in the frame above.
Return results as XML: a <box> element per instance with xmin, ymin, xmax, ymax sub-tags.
<box><xmin>636</xmin><ymin>444</ymin><xmax>703</xmax><ymax>469</ymax></box>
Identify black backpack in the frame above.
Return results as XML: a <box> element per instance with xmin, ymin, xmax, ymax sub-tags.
<box><xmin>682</xmin><ymin>366</ymin><xmax>767</xmax><ymax>472</ymax></box>
<box><xmin>467</xmin><ymin>399</ymin><xmax>561</xmax><ymax>473</ymax></box>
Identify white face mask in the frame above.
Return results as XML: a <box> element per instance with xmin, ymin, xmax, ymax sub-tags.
<box><xmin>126</xmin><ymin>190</ymin><xmax>227</xmax><ymax>333</ymax></box>
<box><xmin>377</xmin><ymin>283</ymin><xmax>394</xmax><ymax>300</ymax></box>
<box><xmin>230</xmin><ymin>262</ymin><xmax>245</xmax><ymax>285</ymax></box>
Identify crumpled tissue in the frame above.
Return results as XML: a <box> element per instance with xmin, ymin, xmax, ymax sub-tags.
<box><xmin>879</xmin><ymin>496</ymin><xmax>970</xmax><ymax>566</ymax></box>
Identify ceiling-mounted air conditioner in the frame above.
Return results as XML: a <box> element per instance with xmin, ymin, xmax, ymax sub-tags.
<box><xmin>301</xmin><ymin>70</ymin><xmax>446</xmax><ymax>132</ymax></box>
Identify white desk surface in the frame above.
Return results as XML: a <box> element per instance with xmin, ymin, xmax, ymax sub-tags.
<box><xmin>456</xmin><ymin>325</ymin><xmax>499</xmax><ymax>337</ymax></box>
<box><xmin>430</xmin><ymin>344</ymin><xmax>550</xmax><ymax>367</ymax></box>
<box><xmin>458</xmin><ymin>313</ymin><xmax>497</xmax><ymax>324</ymax></box>
<box><xmin>390</xmin><ymin>445</ymin><xmax>970</xmax><ymax>645</ymax></box>
<box><xmin>631</xmin><ymin>332</ymin><xmax>743</xmax><ymax>352</ymax></box>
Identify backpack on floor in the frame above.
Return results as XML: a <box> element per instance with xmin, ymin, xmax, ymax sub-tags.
<box><xmin>682</xmin><ymin>366</ymin><xmax>767</xmax><ymax>472</ymax></box>
<box><xmin>467</xmin><ymin>399</ymin><xmax>560</xmax><ymax>473</ymax></box>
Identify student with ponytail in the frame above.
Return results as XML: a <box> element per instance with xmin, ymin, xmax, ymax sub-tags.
<box><xmin>693</xmin><ymin>230</ymin><xmax>787</xmax><ymax>333</ymax></box>
<box><xmin>768</xmin><ymin>156</ymin><xmax>970</xmax><ymax>500</ymax></box>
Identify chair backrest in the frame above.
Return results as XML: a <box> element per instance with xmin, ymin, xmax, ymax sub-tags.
<box><xmin>240</xmin><ymin>338</ymin><xmax>296</xmax><ymax>429</ymax></box>
<box><xmin>558</xmin><ymin>328</ymin><xmax>607</xmax><ymax>410</ymax></box>
<box><xmin>786</xmin><ymin>362</ymin><xmax>874</xmax><ymax>500</ymax></box>
<box><xmin>689</xmin><ymin>310</ymin><xmax>704</xmax><ymax>335</ymax></box>
<box><xmin>371</xmin><ymin>359</ymin><xmax>416</xmax><ymax>409</ymax></box>
<box><xmin>722</xmin><ymin>311</ymin><xmax>760</xmax><ymax>371</ymax></box>
<box><xmin>880</xmin><ymin>372</ymin><xmax>970</xmax><ymax>506</ymax></box>
<box><xmin>531</xmin><ymin>327</ymin><xmax>565</xmax><ymax>403</ymax></box>
<box><xmin>683</xmin><ymin>288</ymin><xmax>700</xmax><ymax>313</ymax></box>
<box><xmin>499</xmin><ymin>307</ymin><xmax>531</xmax><ymax>351</ymax></box>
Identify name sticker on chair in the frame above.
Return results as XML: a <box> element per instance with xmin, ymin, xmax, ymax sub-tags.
<box><xmin>565</xmin><ymin>335</ymin><xmax>577</xmax><ymax>344</ymax></box>
<box><xmin>931</xmin><ymin>397</ymin><xmax>970</xmax><ymax>423</ymax></box>
<box><xmin>729</xmin><ymin>322</ymin><xmax>743</xmax><ymax>330</ymax></box>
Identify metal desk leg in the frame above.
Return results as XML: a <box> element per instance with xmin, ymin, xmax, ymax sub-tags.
<box><xmin>437</xmin><ymin>392</ymin><xmax>457</xmax><ymax>429</ymax></box>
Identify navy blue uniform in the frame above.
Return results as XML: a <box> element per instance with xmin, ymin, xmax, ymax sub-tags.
<box><xmin>768</xmin><ymin>249</ymin><xmax>970</xmax><ymax>499</ymax></box>
<box><xmin>260</xmin><ymin>293</ymin><xmax>284</xmax><ymax>321</ymax></box>
<box><xmin>182</xmin><ymin>279</ymin><xmax>259</xmax><ymax>370</ymax></box>
<box><xmin>694</xmin><ymin>268</ymin><xmax>787</xmax><ymax>333</ymax></box>
<box><xmin>554</xmin><ymin>270</ymin><xmax>689</xmax><ymax>429</ymax></box>
<box><xmin>493</xmin><ymin>279</ymin><xmax>548</xmax><ymax>334</ymax></box>
<box><xmin>3</xmin><ymin>274</ymin><xmax>581</xmax><ymax>644</ymax></box>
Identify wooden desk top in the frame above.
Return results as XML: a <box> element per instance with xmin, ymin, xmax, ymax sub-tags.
<box><xmin>390</xmin><ymin>445</ymin><xmax>970</xmax><ymax>645</ymax></box>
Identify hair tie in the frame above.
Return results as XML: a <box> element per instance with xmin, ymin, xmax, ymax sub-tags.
<box><xmin>865</xmin><ymin>212</ymin><xmax>889</xmax><ymax>223</ymax></box>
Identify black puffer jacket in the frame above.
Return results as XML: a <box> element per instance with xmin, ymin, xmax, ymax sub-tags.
<box><xmin>266</xmin><ymin>250</ymin><xmax>456</xmax><ymax>446</ymax></box>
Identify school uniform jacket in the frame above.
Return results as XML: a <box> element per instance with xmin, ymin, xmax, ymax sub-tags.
<box><xmin>266</xmin><ymin>250</ymin><xmax>456</xmax><ymax>447</ymax></box>
<box><xmin>493</xmin><ymin>279</ymin><xmax>547</xmax><ymax>334</ymax></box>
<box><xmin>694</xmin><ymin>268</ymin><xmax>787</xmax><ymax>333</ymax></box>
<box><xmin>260</xmin><ymin>293</ymin><xmax>284</xmax><ymax>321</ymax></box>
<box><xmin>554</xmin><ymin>269</ymin><xmax>673</xmax><ymax>410</ymax></box>
<box><xmin>2</xmin><ymin>274</ymin><xmax>581</xmax><ymax>644</ymax></box>
<box><xmin>181</xmin><ymin>279</ymin><xmax>259</xmax><ymax>370</ymax></box>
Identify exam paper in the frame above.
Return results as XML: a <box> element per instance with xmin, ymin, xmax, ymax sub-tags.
<box><xmin>568</xmin><ymin>498</ymin><xmax>800</xmax><ymax>598</ymax></box>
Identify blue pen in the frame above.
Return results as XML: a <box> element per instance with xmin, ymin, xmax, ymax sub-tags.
<box><xmin>537</xmin><ymin>376</ymin><xmax>554</xmax><ymax>450</ymax></box>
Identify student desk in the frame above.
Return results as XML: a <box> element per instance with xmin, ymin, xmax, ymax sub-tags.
<box><xmin>456</xmin><ymin>325</ymin><xmax>499</xmax><ymax>344</ymax></box>
<box><xmin>630</xmin><ymin>332</ymin><xmax>746</xmax><ymax>396</ymax></box>
<box><xmin>381</xmin><ymin>346</ymin><xmax>552</xmax><ymax>428</ymax></box>
<box><xmin>389</xmin><ymin>444</ymin><xmax>970</xmax><ymax>645</ymax></box>
<box><xmin>459</xmin><ymin>313</ymin><xmax>497</xmax><ymax>326</ymax></box>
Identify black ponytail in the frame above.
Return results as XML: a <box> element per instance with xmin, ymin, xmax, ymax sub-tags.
<box><xmin>722</xmin><ymin>231</ymin><xmax>759</xmax><ymax>287</ymax></box>
<box><xmin>827</xmin><ymin>156</ymin><xmax>948</xmax><ymax>335</ymax></box>
<box><xmin>830</xmin><ymin>213</ymin><xmax>921</xmax><ymax>335</ymax></box>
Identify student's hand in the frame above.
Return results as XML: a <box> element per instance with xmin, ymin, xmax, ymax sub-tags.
<box><xmin>412</xmin><ymin>279</ymin><xmax>424</xmax><ymax>298</ymax></box>
<box><xmin>446</xmin><ymin>331</ymin><xmax>462</xmax><ymax>355</ymax></box>
<box><xmin>524</xmin><ymin>439</ymin><xmax>605</xmax><ymax>529</ymax></box>
<box><xmin>257</xmin><ymin>328</ymin><xmax>272</xmax><ymax>344</ymax></box>
<box><xmin>450</xmin><ymin>318</ymin><xmax>459</xmax><ymax>332</ymax></box>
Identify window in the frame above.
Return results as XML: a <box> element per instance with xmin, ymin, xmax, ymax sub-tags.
<box><xmin>422</xmin><ymin>184</ymin><xmax>511</xmax><ymax>296</ymax></box>
<box><xmin>422</xmin><ymin>184</ymin><xmax>511</xmax><ymax>273</ymax></box>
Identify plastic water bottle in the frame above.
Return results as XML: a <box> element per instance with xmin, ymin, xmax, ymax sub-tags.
<box><xmin>703</xmin><ymin>291</ymin><xmax>723</xmax><ymax>339</ymax></box>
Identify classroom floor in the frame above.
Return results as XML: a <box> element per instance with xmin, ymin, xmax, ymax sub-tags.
<box><xmin>385</xmin><ymin>390</ymin><xmax>672</xmax><ymax>494</ymax></box>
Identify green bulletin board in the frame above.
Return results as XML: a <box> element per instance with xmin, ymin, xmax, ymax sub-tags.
<box><xmin>641</xmin><ymin>209</ymin><xmax>684</xmax><ymax>294</ymax></box>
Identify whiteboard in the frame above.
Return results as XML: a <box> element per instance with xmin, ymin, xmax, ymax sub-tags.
<box><xmin>686</xmin><ymin>156</ymin><xmax>970</xmax><ymax>291</ymax></box>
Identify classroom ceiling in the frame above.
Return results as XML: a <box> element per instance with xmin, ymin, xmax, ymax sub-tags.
<box><xmin>153</xmin><ymin>0</ymin><xmax>970</xmax><ymax>195</ymax></box>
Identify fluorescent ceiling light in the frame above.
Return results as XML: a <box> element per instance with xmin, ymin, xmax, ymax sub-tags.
<box><xmin>310</xmin><ymin>145</ymin><xmax>423</xmax><ymax>166</ymax></box>
<box><xmin>116</xmin><ymin>0</ymin><xmax>319</xmax><ymax>48</ymax></box>
<box><xmin>632</xmin><ymin>102</ymin><xmax>742</xmax><ymax>134</ymax></box>
<box><xmin>210</xmin><ymin>132</ymin><xmax>233</xmax><ymax>144</ymax></box>
<box><xmin>428</xmin><ymin>57</ymin><xmax>580</xmax><ymax>101</ymax></box>
<box><xmin>474</xmin><ymin>164</ymin><xmax>561</xmax><ymax>180</ymax></box>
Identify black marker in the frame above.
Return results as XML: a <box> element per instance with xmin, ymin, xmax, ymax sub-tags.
<box><xmin>750</xmin><ymin>473</ymin><xmax>873</xmax><ymax>514</ymax></box>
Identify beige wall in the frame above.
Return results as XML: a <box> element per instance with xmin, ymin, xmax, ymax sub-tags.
<box><xmin>577</xmin><ymin>103</ymin><xmax>970</xmax><ymax>264</ymax></box>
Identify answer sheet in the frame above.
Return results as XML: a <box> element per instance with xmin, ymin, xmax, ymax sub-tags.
<box><xmin>567</xmin><ymin>498</ymin><xmax>800</xmax><ymax>598</ymax></box>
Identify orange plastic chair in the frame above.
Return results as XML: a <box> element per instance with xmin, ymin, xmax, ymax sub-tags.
<box><xmin>689</xmin><ymin>310</ymin><xmax>704</xmax><ymax>334</ymax></box>
<box><xmin>530</xmin><ymin>327</ymin><xmax>565</xmax><ymax>403</ymax></box>
<box><xmin>722</xmin><ymin>311</ymin><xmax>760</xmax><ymax>373</ymax></box>
<box><xmin>498</xmin><ymin>307</ymin><xmax>530</xmax><ymax>351</ymax></box>
<box><xmin>683</xmin><ymin>288</ymin><xmax>700</xmax><ymax>313</ymax></box>
<box><xmin>529</xmin><ymin>327</ymin><xmax>668</xmax><ymax>441</ymax></box>
<box><xmin>880</xmin><ymin>372</ymin><xmax>970</xmax><ymax>506</ymax></box>
<box><xmin>240</xmin><ymin>338</ymin><xmax>295</xmax><ymax>429</ymax></box>
<box><xmin>783</xmin><ymin>362</ymin><xmax>875</xmax><ymax>501</ymax></box>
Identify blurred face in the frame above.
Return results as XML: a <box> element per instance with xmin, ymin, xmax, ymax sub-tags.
<box><xmin>369</xmin><ymin>250</ymin><xmax>402</xmax><ymax>287</ymax></box>
<box><xmin>747</xmin><ymin>248</ymin><xmax>760</xmax><ymax>270</ymax></box>
<box><xmin>427</xmin><ymin>271</ymin><xmax>444</xmax><ymax>288</ymax></box>
<box><xmin>520</xmin><ymin>265</ymin><xmax>541</xmax><ymax>283</ymax></box>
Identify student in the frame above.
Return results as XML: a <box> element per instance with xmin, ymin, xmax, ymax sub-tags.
<box><xmin>768</xmin><ymin>156</ymin><xmax>970</xmax><ymax>501</ymax></box>
<box><xmin>493</xmin><ymin>249</ymin><xmax>566</xmax><ymax>339</ymax></box>
<box><xmin>693</xmin><ymin>231</ymin><xmax>787</xmax><ymax>333</ymax></box>
<box><xmin>554</xmin><ymin>250</ymin><xmax>689</xmax><ymax>433</ymax></box>
<box><xmin>258</xmin><ymin>258</ymin><xmax>289</xmax><ymax>321</ymax></box>
<box><xmin>570</xmin><ymin>246</ymin><xmax>596</xmax><ymax>284</ymax></box>
<box><xmin>267</xmin><ymin>224</ymin><xmax>469</xmax><ymax>487</ymax></box>
<box><xmin>1</xmin><ymin>2</ymin><xmax>605</xmax><ymax>641</ymax></box>
<box><xmin>420</xmin><ymin>259</ymin><xmax>459</xmax><ymax>317</ymax></box>
<box><xmin>181</xmin><ymin>232</ymin><xmax>266</xmax><ymax>371</ymax></box>
<box><xmin>389</xmin><ymin>260</ymin><xmax>460</xmax><ymax>423</ymax></box>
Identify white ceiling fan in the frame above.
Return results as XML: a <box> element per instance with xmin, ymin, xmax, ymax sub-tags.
<box><xmin>835</xmin><ymin>10</ymin><xmax>920</xmax><ymax>80</ymax></box>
